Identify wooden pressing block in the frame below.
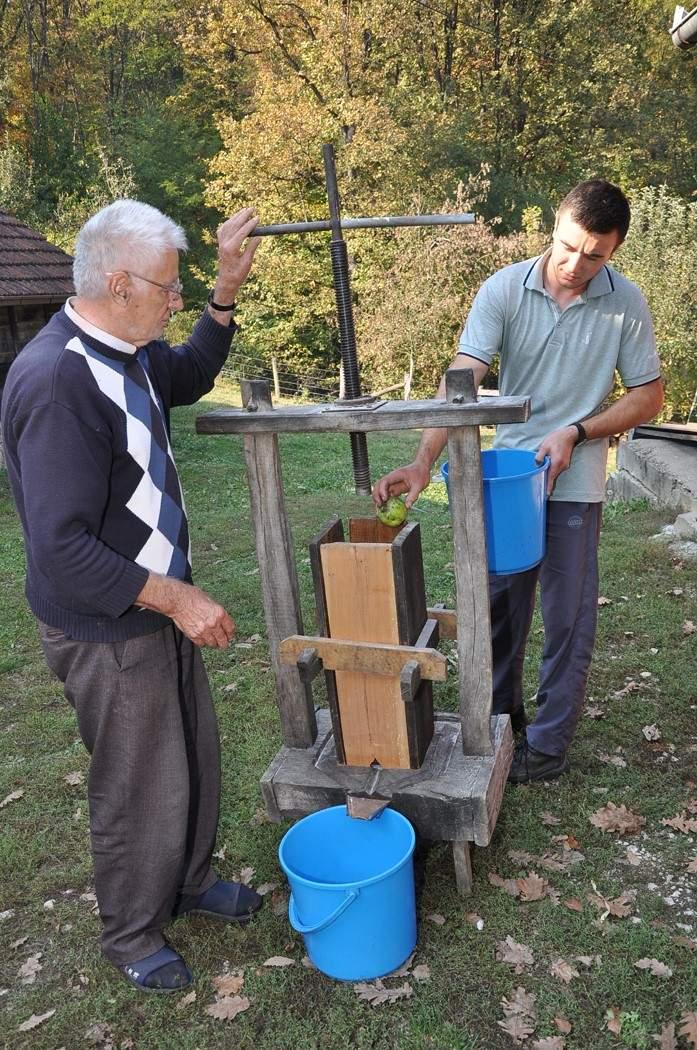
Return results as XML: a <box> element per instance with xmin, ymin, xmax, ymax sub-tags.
<box><xmin>309</xmin><ymin>516</ymin><xmax>436</xmax><ymax>770</ymax></box>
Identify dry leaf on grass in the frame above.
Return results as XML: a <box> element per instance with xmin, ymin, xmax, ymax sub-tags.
<box><xmin>687</xmin><ymin>858</ymin><xmax>697</xmax><ymax>873</ymax></box>
<box><xmin>672</xmin><ymin>935</ymin><xmax>697</xmax><ymax>951</ymax></box>
<box><xmin>554</xmin><ymin>1017</ymin><xmax>572</xmax><ymax>1034</ymax></box>
<box><xmin>213</xmin><ymin>972</ymin><xmax>244</xmax><ymax>996</ymax></box>
<box><xmin>679</xmin><ymin>1012</ymin><xmax>697</xmax><ymax>1048</ymax></box>
<box><xmin>238</xmin><ymin>866</ymin><xmax>255</xmax><ymax>885</ymax></box>
<box><xmin>549</xmin><ymin>958</ymin><xmax>579</xmax><ymax>984</ymax></box>
<box><xmin>540</xmin><ymin>811</ymin><xmax>561</xmax><ymax>826</ymax></box>
<box><xmin>84</xmin><ymin>1022</ymin><xmax>114</xmax><ymax>1046</ymax></box>
<box><xmin>662</xmin><ymin>813</ymin><xmax>697</xmax><ymax>834</ymax></box>
<box><xmin>634</xmin><ymin>958</ymin><xmax>673</xmax><ymax>978</ymax></box>
<box><xmin>0</xmin><ymin>789</ymin><xmax>24</xmax><ymax>809</ymax></box>
<box><xmin>598</xmin><ymin>751</ymin><xmax>628</xmax><ymax>768</ymax></box>
<box><xmin>17</xmin><ymin>1009</ymin><xmax>55</xmax><ymax>1032</ymax></box>
<box><xmin>205</xmin><ymin>995</ymin><xmax>251</xmax><ymax>1021</ymax></box>
<box><xmin>354</xmin><ymin>979</ymin><xmax>413</xmax><ymax>1005</ymax></box>
<box><xmin>389</xmin><ymin>951</ymin><xmax>416</xmax><ymax>978</ymax></box>
<box><xmin>589</xmin><ymin>802</ymin><xmax>646</xmax><ymax>834</ymax></box>
<box><xmin>564</xmin><ymin>898</ymin><xmax>583</xmax><ymax>912</ymax></box>
<box><xmin>517</xmin><ymin>873</ymin><xmax>550</xmax><ymax>902</ymax></box>
<box><xmin>574</xmin><ymin>954</ymin><xmax>601</xmax><ymax>968</ymax></box>
<box><xmin>412</xmin><ymin>964</ymin><xmax>430</xmax><ymax>982</ymax></box>
<box><xmin>256</xmin><ymin>882</ymin><xmax>278</xmax><ymax>896</ymax></box>
<box><xmin>598</xmin><ymin>596</ymin><xmax>613</xmax><ymax>606</ymax></box>
<box><xmin>496</xmin><ymin>1015</ymin><xmax>535</xmax><ymax>1043</ymax></box>
<box><xmin>271</xmin><ymin>890</ymin><xmax>288</xmax><ymax>917</ymax></box>
<box><xmin>426</xmin><ymin>912</ymin><xmax>445</xmax><ymax>926</ymax></box>
<box><xmin>585</xmin><ymin>705</ymin><xmax>605</xmax><ymax>719</ymax></box>
<box><xmin>263</xmin><ymin>956</ymin><xmax>294</xmax><ymax>968</ymax></box>
<box><xmin>489</xmin><ymin>871</ymin><xmax>521</xmax><ymax>897</ymax></box>
<box><xmin>532</xmin><ymin>1038</ymin><xmax>565</xmax><ymax>1050</ymax></box>
<box><xmin>643</xmin><ymin>724</ymin><xmax>662</xmax><ymax>741</ymax></box>
<box><xmin>626</xmin><ymin>847</ymin><xmax>642</xmax><ymax>866</ymax></box>
<box><xmin>18</xmin><ymin>952</ymin><xmax>42</xmax><ymax>984</ymax></box>
<box><xmin>652</xmin><ymin>1021</ymin><xmax>677</xmax><ymax>1048</ymax></box>
<box><xmin>683</xmin><ymin>620</ymin><xmax>697</xmax><ymax>634</ymax></box>
<box><xmin>501</xmin><ymin>986</ymin><xmax>537</xmax><ymax>1019</ymax></box>
<box><xmin>606</xmin><ymin>1007</ymin><xmax>622</xmax><ymax>1034</ymax></box>
<box><xmin>64</xmin><ymin>771</ymin><xmax>84</xmax><ymax>786</ymax></box>
<box><xmin>496</xmin><ymin>937</ymin><xmax>534</xmax><ymax>973</ymax></box>
<box><xmin>587</xmin><ymin>885</ymin><xmax>634</xmax><ymax>920</ymax></box>
<box><xmin>465</xmin><ymin>912</ymin><xmax>484</xmax><ymax>928</ymax></box>
<box><xmin>176</xmin><ymin>990</ymin><xmax>197</xmax><ymax>1010</ymax></box>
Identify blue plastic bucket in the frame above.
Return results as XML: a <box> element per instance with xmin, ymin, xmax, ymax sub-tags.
<box><xmin>278</xmin><ymin>805</ymin><xmax>416</xmax><ymax>981</ymax></box>
<box><xmin>442</xmin><ymin>449</ymin><xmax>549</xmax><ymax>575</ymax></box>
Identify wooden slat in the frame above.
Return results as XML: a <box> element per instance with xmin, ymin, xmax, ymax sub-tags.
<box><xmin>427</xmin><ymin>606</ymin><xmax>458</xmax><ymax>640</ymax></box>
<box><xmin>348</xmin><ymin>516</ymin><xmax>406</xmax><ymax>543</ymax></box>
<box><xmin>280</xmin><ymin>635</ymin><xmax>447</xmax><ymax>680</ymax></box>
<box><xmin>240</xmin><ymin>380</ymin><xmax>316</xmax><ymax>748</ymax></box>
<box><xmin>320</xmin><ymin>541</ymin><xmax>408</xmax><ymax>767</ymax></box>
<box><xmin>309</xmin><ymin>516</ymin><xmax>346</xmax><ymax>763</ymax></box>
<box><xmin>445</xmin><ymin>368</ymin><xmax>494</xmax><ymax>757</ymax></box>
<box><xmin>196</xmin><ymin>395</ymin><xmax>531</xmax><ymax>435</ymax></box>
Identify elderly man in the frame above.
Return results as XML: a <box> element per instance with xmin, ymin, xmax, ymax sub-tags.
<box><xmin>374</xmin><ymin>180</ymin><xmax>663</xmax><ymax>785</ymax></box>
<box><xmin>2</xmin><ymin>200</ymin><xmax>262</xmax><ymax>993</ymax></box>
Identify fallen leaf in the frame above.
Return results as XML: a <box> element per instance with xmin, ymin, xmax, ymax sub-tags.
<box><xmin>497</xmin><ymin>1015</ymin><xmax>535</xmax><ymax>1043</ymax></box>
<box><xmin>205</xmin><ymin>995</ymin><xmax>251</xmax><ymax>1021</ymax></box>
<box><xmin>426</xmin><ymin>912</ymin><xmax>445</xmax><ymax>925</ymax></box>
<box><xmin>549</xmin><ymin>958</ymin><xmax>579</xmax><ymax>984</ymax></box>
<box><xmin>301</xmin><ymin>956</ymin><xmax>314</xmax><ymax>969</ymax></box>
<box><xmin>652</xmin><ymin>1021</ymin><xmax>677</xmax><ymax>1048</ymax></box>
<box><xmin>517</xmin><ymin>872</ymin><xmax>549</xmax><ymax>902</ymax></box>
<box><xmin>598</xmin><ymin>596</ymin><xmax>613</xmax><ymax>606</ymax></box>
<box><xmin>585</xmin><ymin>705</ymin><xmax>605</xmax><ymax>719</ymax></box>
<box><xmin>679</xmin><ymin>1012</ymin><xmax>697</xmax><ymax>1048</ymax></box>
<box><xmin>606</xmin><ymin>1006</ymin><xmax>622</xmax><ymax>1034</ymax></box>
<box><xmin>354</xmin><ymin>979</ymin><xmax>413</xmax><ymax>1005</ymax></box>
<box><xmin>687</xmin><ymin>858</ymin><xmax>697</xmax><ymax>873</ymax></box>
<box><xmin>213</xmin><ymin>846</ymin><xmax>226</xmax><ymax>861</ymax></box>
<box><xmin>389</xmin><ymin>951</ymin><xmax>416</xmax><ymax>978</ymax></box>
<box><xmin>256</xmin><ymin>882</ymin><xmax>278</xmax><ymax>896</ymax></box>
<box><xmin>496</xmin><ymin>937</ymin><xmax>534</xmax><ymax>973</ymax></box>
<box><xmin>18</xmin><ymin>952</ymin><xmax>42</xmax><ymax>984</ymax></box>
<box><xmin>249</xmin><ymin>807</ymin><xmax>270</xmax><ymax>826</ymax></box>
<box><xmin>501</xmin><ymin>986</ymin><xmax>537</xmax><ymax>1019</ymax></box>
<box><xmin>263</xmin><ymin>956</ymin><xmax>294</xmax><ymax>968</ymax></box>
<box><xmin>672</xmin><ymin>935</ymin><xmax>697</xmax><ymax>951</ymax></box>
<box><xmin>554</xmin><ymin>1017</ymin><xmax>573</xmax><ymax>1034</ymax></box>
<box><xmin>176</xmin><ymin>990</ymin><xmax>197</xmax><ymax>1010</ymax></box>
<box><xmin>634</xmin><ymin>958</ymin><xmax>673</xmax><ymax>978</ymax></box>
<box><xmin>598</xmin><ymin>751</ymin><xmax>628</xmax><ymax>768</ymax></box>
<box><xmin>84</xmin><ymin>1022</ymin><xmax>114</xmax><ymax>1046</ymax></box>
<box><xmin>532</xmin><ymin>1039</ymin><xmax>565</xmax><ymax>1050</ymax></box>
<box><xmin>412</xmin><ymin>964</ymin><xmax>430</xmax><ymax>982</ymax></box>
<box><xmin>238</xmin><ymin>866</ymin><xmax>255</xmax><ymax>885</ymax></box>
<box><xmin>662</xmin><ymin>813</ymin><xmax>697</xmax><ymax>834</ymax></box>
<box><xmin>614</xmin><ymin>679</ymin><xmax>640</xmax><ymax>698</ymax></box>
<box><xmin>17</xmin><ymin>1009</ymin><xmax>56</xmax><ymax>1032</ymax></box>
<box><xmin>271</xmin><ymin>890</ymin><xmax>288</xmax><ymax>917</ymax></box>
<box><xmin>589</xmin><ymin>802</ymin><xmax>646</xmax><ymax>835</ymax></box>
<box><xmin>626</xmin><ymin>847</ymin><xmax>642</xmax><ymax>866</ymax></box>
<box><xmin>0</xmin><ymin>789</ymin><xmax>24</xmax><ymax>809</ymax></box>
<box><xmin>551</xmin><ymin>834</ymin><xmax>581</xmax><ymax>851</ymax></box>
<box><xmin>588</xmin><ymin>886</ymin><xmax>634</xmax><ymax>920</ymax></box>
<box><xmin>64</xmin><ymin>771</ymin><xmax>84</xmax><ymax>786</ymax></box>
<box><xmin>683</xmin><ymin>620</ymin><xmax>697</xmax><ymax>635</ymax></box>
<box><xmin>643</xmin><ymin>724</ymin><xmax>662</xmax><ymax>741</ymax></box>
<box><xmin>212</xmin><ymin>972</ymin><xmax>244</xmax><ymax>996</ymax></box>
<box><xmin>540</xmin><ymin>811</ymin><xmax>561</xmax><ymax>826</ymax></box>
<box><xmin>489</xmin><ymin>871</ymin><xmax>521</xmax><ymax>897</ymax></box>
<box><xmin>564</xmin><ymin>898</ymin><xmax>583</xmax><ymax>912</ymax></box>
<box><xmin>465</xmin><ymin>912</ymin><xmax>484</xmax><ymax>928</ymax></box>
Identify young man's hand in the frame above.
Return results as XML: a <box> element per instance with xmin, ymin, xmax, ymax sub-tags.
<box><xmin>536</xmin><ymin>426</ymin><xmax>578</xmax><ymax>494</ymax></box>
<box><xmin>372</xmin><ymin>461</ymin><xmax>432</xmax><ymax>509</ymax></box>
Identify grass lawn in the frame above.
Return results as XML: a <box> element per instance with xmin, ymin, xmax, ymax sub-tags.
<box><xmin>1</xmin><ymin>377</ymin><xmax>695</xmax><ymax>1050</ymax></box>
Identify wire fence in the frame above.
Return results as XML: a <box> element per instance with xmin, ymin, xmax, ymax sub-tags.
<box><xmin>220</xmin><ymin>351</ymin><xmax>341</xmax><ymax>401</ymax></box>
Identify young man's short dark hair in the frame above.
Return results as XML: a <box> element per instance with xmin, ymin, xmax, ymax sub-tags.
<box><xmin>558</xmin><ymin>179</ymin><xmax>631</xmax><ymax>243</ymax></box>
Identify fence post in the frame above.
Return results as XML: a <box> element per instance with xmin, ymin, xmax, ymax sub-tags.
<box><xmin>339</xmin><ymin>361</ymin><xmax>345</xmax><ymax>400</ymax></box>
<box><xmin>271</xmin><ymin>356</ymin><xmax>281</xmax><ymax>400</ymax></box>
<box><xmin>404</xmin><ymin>354</ymin><xmax>414</xmax><ymax>400</ymax></box>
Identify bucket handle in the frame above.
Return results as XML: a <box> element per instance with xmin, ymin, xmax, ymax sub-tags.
<box><xmin>288</xmin><ymin>889</ymin><xmax>359</xmax><ymax>935</ymax></box>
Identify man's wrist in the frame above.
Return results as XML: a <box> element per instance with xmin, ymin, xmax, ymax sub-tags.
<box><xmin>570</xmin><ymin>421</ymin><xmax>587</xmax><ymax>446</ymax></box>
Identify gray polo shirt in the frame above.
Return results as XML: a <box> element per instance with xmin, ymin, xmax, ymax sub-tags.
<box><xmin>457</xmin><ymin>252</ymin><xmax>660</xmax><ymax>502</ymax></box>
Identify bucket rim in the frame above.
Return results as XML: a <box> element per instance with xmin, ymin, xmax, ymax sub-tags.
<box><xmin>442</xmin><ymin>451</ymin><xmax>550</xmax><ymax>484</ymax></box>
<box><xmin>278</xmin><ymin>804</ymin><xmax>416</xmax><ymax>893</ymax></box>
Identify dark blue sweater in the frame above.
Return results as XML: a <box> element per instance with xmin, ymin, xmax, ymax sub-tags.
<box><xmin>2</xmin><ymin>306</ymin><xmax>235</xmax><ymax>641</ymax></box>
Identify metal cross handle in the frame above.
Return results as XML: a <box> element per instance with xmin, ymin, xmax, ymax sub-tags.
<box><xmin>249</xmin><ymin>144</ymin><xmax>475</xmax><ymax>495</ymax></box>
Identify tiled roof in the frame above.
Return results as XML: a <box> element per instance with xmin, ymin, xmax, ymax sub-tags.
<box><xmin>0</xmin><ymin>210</ymin><xmax>74</xmax><ymax>303</ymax></box>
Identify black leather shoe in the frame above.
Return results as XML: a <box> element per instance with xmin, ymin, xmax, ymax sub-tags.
<box><xmin>508</xmin><ymin>740</ymin><xmax>569</xmax><ymax>784</ymax></box>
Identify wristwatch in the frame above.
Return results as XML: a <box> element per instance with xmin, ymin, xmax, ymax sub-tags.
<box><xmin>571</xmin><ymin>421</ymin><xmax>587</xmax><ymax>445</ymax></box>
<box><xmin>207</xmin><ymin>290</ymin><xmax>236</xmax><ymax>312</ymax></box>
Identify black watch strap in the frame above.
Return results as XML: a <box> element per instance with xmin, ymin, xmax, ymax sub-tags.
<box><xmin>207</xmin><ymin>290</ymin><xmax>236</xmax><ymax>312</ymax></box>
<box><xmin>571</xmin><ymin>421</ymin><xmax>587</xmax><ymax>445</ymax></box>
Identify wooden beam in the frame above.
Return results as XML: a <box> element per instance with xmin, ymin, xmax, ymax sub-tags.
<box><xmin>445</xmin><ymin>368</ymin><xmax>494</xmax><ymax>757</ymax></box>
<box><xmin>279</xmin><ymin>635</ymin><xmax>447</xmax><ymax>681</ymax></box>
<box><xmin>241</xmin><ymin>380</ymin><xmax>317</xmax><ymax>748</ymax></box>
<box><xmin>196</xmin><ymin>395</ymin><xmax>530</xmax><ymax>435</ymax></box>
<box><xmin>427</xmin><ymin>605</ymin><xmax>457</xmax><ymax>640</ymax></box>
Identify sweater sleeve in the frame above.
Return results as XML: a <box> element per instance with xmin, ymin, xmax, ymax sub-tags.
<box><xmin>15</xmin><ymin>401</ymin><xmax>149</xmax><ymax>617</ymax></box>
<box><xmin>155</xmin><ymin>309</ymin><xmax>237</xmax><ymax>408</ymax></box>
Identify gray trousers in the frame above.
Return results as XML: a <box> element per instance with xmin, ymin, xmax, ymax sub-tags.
<box><xmin>39</xmin><ymin>622</ymin><xmax>220</xmax><ymax>965</ymax></box>
<box><xmin>489</xmin><ymin>500</ymin><xmax>603</xmax><ymax>757</ymax></box>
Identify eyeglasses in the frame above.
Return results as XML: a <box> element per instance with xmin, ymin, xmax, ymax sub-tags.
<box><xmin>106</xmin><ymin>271</ymin><xmax>184</xmax><ymax>298</ymax></box>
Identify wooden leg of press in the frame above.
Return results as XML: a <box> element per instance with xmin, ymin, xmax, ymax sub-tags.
<box><xmin>452</xmin><ymin>840</ymin><xmax>473</xmax><ymax>896</ymax></box>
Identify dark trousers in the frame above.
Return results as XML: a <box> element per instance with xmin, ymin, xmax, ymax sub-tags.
<box><xmin>489</xmin><ymin>500</ymin><xmax>603</xmax><ymax>757</ymax></box>
<box><xmin>39</xmin><ymin>622</ymin><xmax>220</xmax><ymax>964</ymax></box>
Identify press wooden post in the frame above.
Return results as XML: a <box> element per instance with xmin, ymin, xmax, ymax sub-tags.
<box><xmin>445</xmin><ymin>368</ymin><xmax>494</xmax><ymax>757</ymax></box>
<box><xmin>241</xmin><ymin>379</ymin><xmax>317</xmax><ymax>748</ymax></box>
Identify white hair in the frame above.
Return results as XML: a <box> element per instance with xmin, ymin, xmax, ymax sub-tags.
<box><xmin>73</xmin><ymin>199</ymin><xmax>188</xmax><ymax>299</ymax></box>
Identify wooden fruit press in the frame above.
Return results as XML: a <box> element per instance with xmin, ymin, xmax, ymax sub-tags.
<box><xmin>197</xmin><ymin>370</ymin><xmax>529</xmax><ymax>894</ymax></box>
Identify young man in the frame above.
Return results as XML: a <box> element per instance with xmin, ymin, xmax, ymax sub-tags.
<box><xmin>374</xmin><ymin>180</ymin><xmax>663</xmax><ymax>784</ymax></box>
<box><xmin>2</xmin><ymin>200</ymin><xmax>262</xmax><ymax>992</ymax></box>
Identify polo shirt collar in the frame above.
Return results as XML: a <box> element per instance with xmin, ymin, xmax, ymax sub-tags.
<box><xmin>522</xmin><ymin>250</ymin><xmax>616</xmax><ymax>301</ymax></box>
<box><xmin>65</xmin><ymin>298</ymin><xmax>138</xmax><ymax>356</ymax></box>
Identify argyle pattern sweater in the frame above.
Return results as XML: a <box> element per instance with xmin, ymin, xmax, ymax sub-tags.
<box><xmin>2</xmin><ymin>307</ymin><xmax>235</xmax><ymax>642</ymax></box>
